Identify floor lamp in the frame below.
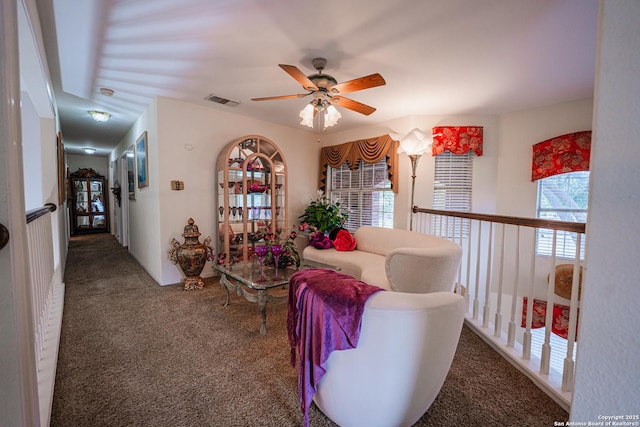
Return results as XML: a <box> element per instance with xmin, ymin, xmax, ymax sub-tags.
<box><xmin>398</xmin><ymin>128</ymin><xmax>431</xmax><ymax>231</ymax></box>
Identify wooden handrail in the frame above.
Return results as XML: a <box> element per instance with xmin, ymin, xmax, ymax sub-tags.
<box><xmin>413</xmin><ymin>207</ymin><xmax>586</xmax><ymax>234</ymax></box>
<box><xmin>26</xmin><ymin>203</ymin><xmax>57</xmax><ymax>224</ymax></box>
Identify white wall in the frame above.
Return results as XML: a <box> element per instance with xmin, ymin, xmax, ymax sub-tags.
<box><xmin>67</xmin><ymin>153</ymin><xmax>110</xmax><ymax>177</ymax></box>
<box><xmin>110</xmin><ymin>100</ymin><xmax>161</xmax><ymax>281</ymax></box>
<box><xmin>571</xmin><ymin>0</ymin><xmax>640</xmax><ymax>420</ymax></box>
<box><xmin>156</xmin><ymin>97</ymin><xmax>320</xmax><ymax>285</ymax></box>
<box><xmin>20</xmin><ymin>92</ymin><xmax>58</xmax><ymax>211</ymax></box>
<box><xmin>110</xmin><ymin>97</ymin><xmax>320</xmax><ymax>285</ymax></box>
<box><xmin>497</xmin><ymin>98</ymin><xmax>594</xmax><ymax>217</ymax></box>
<box><xmin>494</xmin><ymin>98</ymin><xmax>595</xmax><ymax>300</ymax></box>
<box><xmin>21</xmin><ymin>92</ymin><xmax>43</xmax><ymax>210</ymax></box>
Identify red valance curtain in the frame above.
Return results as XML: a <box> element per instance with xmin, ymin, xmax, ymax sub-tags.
<box><xmin>319</xmin><ymin>134</ymin><xmax>399</xmax><ymax>193</ymax></box>
<box><xmin>432</xmin><ymin>126</ymin><xmax>484</xmax><ymax>156</ymax></box>
<box><xmin>531</xmin><ymin>131</ymin><xmax>591</xmax><ymax>181</ymax></box>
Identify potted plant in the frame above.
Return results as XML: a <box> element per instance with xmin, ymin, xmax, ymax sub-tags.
<box><xmin>298</xmin><ymin>190</ymin><xmax>348</xmax><ymax>234</ymax></box>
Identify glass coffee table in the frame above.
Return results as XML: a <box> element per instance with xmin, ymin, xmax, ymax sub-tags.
<box><xmin>213</xmin><ymin>260</ymin><xmax>338</xmax><ymax>334</ymax></box>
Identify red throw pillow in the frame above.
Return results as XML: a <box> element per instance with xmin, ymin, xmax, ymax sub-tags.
<box><xmin>333</xmin><ymin>229</ymin><xmax>356</xmax><ymax>251</ymax></box>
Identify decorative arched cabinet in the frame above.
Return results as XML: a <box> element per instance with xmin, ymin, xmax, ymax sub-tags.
<box><xmin>215</xmin><ymin>135</ymin><xmax>288</xmax><ymax>265</ymax></box>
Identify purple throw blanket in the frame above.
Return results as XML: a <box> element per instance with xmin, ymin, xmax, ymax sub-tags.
<box><xmin>287</xmin><ymin>268</ymin><xmax>384</xmax><ymax>426</ymax></box>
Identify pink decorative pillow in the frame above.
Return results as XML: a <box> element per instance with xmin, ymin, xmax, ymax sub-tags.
<box><xmin>333</xmin><ymin>229</ymin><xmax>356</xmax><ymax>251</ymax></box>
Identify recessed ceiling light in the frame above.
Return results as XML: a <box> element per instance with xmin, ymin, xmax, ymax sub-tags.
<box><xmin>83</xmin><ymin>148</ymin><xmax>96</xmax><ymax>154</ymax></box>
<box><xmin>99</xmin><ymin>87</ymin><xmax>115</xmax><ymax>96</ymax></box>
<box><xmin>88</xmin><ymin>110</ymin><xmax>111</xmax><ymax>122</ymax></box>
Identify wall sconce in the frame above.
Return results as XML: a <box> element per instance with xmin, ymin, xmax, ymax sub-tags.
<box><xmin>397</xmin><ymin>128</ymin><xmax>431</xmax><ymax>231</ymax></box>
<box><xmin>171</xmin><ymin>180</ymin><xmax>184</xmax><ymax>191</ymax></box>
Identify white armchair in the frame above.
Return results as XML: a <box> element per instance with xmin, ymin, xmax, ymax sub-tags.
<box><xmin>385</xmin><ymin>245</ymin><xmax>462</xmax><ymax>293</ymax></box>
<box><xmin>313</xmin><ymin>290</ymin><xmax>466</xmax><ymax>427</ymax></box>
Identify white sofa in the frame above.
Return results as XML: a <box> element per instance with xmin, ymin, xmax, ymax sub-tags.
<box><xmin>302</xmin><ymin>226</ymin><xmax>463</xmax><ymax>293</ymax></box>
<box><xmin>313</xmin><ymin>290</ymin><xmax>466</xmax><ymax>427</ymax></box>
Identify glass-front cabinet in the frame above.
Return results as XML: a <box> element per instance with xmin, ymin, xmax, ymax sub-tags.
<box><xmin>215</xmin><ymin>135</ymin><xmax>288</xmax><ymax>265</ymax></box>
<box><xmin>70</xmin><ymin>171</ymin><xmax>109</xmax><ymax>235</ymax></box>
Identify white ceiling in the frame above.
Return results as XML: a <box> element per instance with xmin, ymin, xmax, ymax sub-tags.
<box><xmin>36</xmin><ymin>0</ymin><xmax>599</xmax><ymax>155</ymax></box>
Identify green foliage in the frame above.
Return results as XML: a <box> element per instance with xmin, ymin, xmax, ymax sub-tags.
<box><xmin>298</xmin><ymin>191</ymin><xmax>348</xmax><ymax>234</ymax></box>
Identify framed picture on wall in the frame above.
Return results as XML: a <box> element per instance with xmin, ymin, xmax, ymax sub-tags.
<box><xmin>135</xmin><ymin>131</ymin><xmax>149</xmax><ymax>188</ymax></box>
<box><xmin>126</xmin><ymin>145</ymin><xmax>136</xmax><ymax>200</ymax></box>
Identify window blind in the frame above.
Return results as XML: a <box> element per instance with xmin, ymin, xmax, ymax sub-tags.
<box><xmin>433</xmin><ymin>151</ymin><xmax>473</xmax><ymax>238</ymax></box>
<box><xmin>536</xmin><ymin>171</ymin><xmax>588</xmax><ymax>259</ymax></box>
<box><xmin>329</xmin><ymin>159</ymin><xmax>394</xmax><ymax>231</ymax></box>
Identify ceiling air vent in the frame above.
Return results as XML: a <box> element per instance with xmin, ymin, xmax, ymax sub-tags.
<box><xmin>204</xmin><ymin>94</ymin><xmax>239</xmax><ymax>107</ymax></box>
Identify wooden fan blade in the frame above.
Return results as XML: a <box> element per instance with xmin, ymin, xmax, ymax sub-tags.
<box><xmin>329</xmin><ymin>73</ymin><xmax>386</xmax><ymax>94</ymax></box>
<box><xmin>279</xmin><ymin>64</ymin><xmax>319</xmax><ymax>91</ymax></box>
<box><xmin>329</xmin><ymin>96</ymin><xmax>376</xmax><ymax>115</ymax></box>
<box><xmin>251</xmin><ymin>94</ymin><xmax>309</xmax><ymax>101</ymax></box>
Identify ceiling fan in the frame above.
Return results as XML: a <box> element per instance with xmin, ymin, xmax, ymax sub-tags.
<box><xmin>251</xmin><ymin>58</ymin><xmax>386</xmax><ymax>121</ymax></box>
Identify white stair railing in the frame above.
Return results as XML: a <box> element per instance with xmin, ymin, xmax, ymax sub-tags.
<box><xmin>413</xmin><ymin>207</ymin><xmax>585</xmax><ymax>412</ymax></box>
<box><xmin>26</xmin><ymin>203</ymin><xmax>65</xmax><ymax>426</ymax></box>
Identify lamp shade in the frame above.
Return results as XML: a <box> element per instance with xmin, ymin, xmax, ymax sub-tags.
<box><xmin>397</xmin><ymin>128</ymin><xmax>431</xmax><ymax>156</ymax></box>
<box><xmin>324</xmin><ymin>105</ymin><xmax>341</xmax><ymax>128</ymax></box>
<box><xmin>299</xmin><ymin>104</ymin><xmax>315</xmax><ymax>128</ymax></box>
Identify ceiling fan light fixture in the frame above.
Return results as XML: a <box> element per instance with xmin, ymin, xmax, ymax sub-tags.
<box><xmin>324</xmin><ymin>105</ymin><xmax>341</xmax><ymax>128</ymax></box>
<box><xmin>256</xmin><ymin>58</ymin><xmax>384</xmax><ymax>128</ymax></box>
<box><xmin>89</xmin><ymin>110</ymin><xmax>111</xmax><ymax>123</ymax></box>
<box><xmin>299</xmin><ymin>104</ymin><xmax>315</xmax><ymax>128</ymax></box>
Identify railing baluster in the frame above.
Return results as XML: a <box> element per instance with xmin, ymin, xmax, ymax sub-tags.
<box><xmin>540</xmin><ymin>230</ymin><xmax>557</xmax><ymax>375</ymax></box>
<box><xmin>494</xmin><ymin>223</ymin><xmax>505</xmax><ymax>337</ymax></box>
<box><xmin>456</xmin><ymin>217</ymin><xmax>463</xmax><ymax>297</ymax></box>
<box><xmin>562</xmin><ymin>233</ymin><xmax>582</xmax><ymax>391</ymax></box>
<box><xmin>411</xmin><ymin>207</ymin><xmax>585</xmax><ymax>410</ymax></box>
<box><xmin>507</xmin><ymin>226</ymin><xmax>520</xmax><ymax>347</ymax></box>
<box><xmin>464</xmin><ymin>218</ymin><xmax>472</xmax><ymax>309</ymax></box>
<box><xmin>473</xmin><ymin>220</ymin><xmax>482</xmax><ymax>320</ymax></box>
<box><xmin>482</xmin><ymin>222</ymin><xmax>493</xmax><ymax>328</ymax></box>
<box><xmin>523</xmin><ymin>228</ymin><xmax>536</xmax><ymax>360</ymax></box>
<box><xmin>444</xmin><ymin>215</ymin><xmax>449</xmax><ymax>239</ymax></box>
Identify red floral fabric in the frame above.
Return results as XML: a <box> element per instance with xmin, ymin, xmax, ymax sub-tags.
<box><xmin>521</xmin><ymin>297</ymin><xmax>579</xmax><ymax>340</ymax></box>
<box><xmin>432</xmin><ymin>126</ymin><xmax>483</xmax><ymax>156</ymax></box>
<box><xmin>333</xmin><ymin>229</ymin><xmax>356</xmax><ymax>251</ymax></box>
<box><xmin>531</xmin><ymin>131</ymin><xmax>591</xmax><ymax>181</ymax></box>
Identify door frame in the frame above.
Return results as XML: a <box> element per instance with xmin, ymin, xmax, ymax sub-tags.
<box><xmin>0</xmin><ymin>0</ymin><xmax>40</xmax><ymax>424</ymax></box>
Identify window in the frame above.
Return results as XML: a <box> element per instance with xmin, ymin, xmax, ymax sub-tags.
<box><xmin>433</xmin><ymin>151</ymin><xmax>473</xmax><ymax>238</ymax></box>
<box><xmin>536</xmin><ymin>171</ymin><xmax>589</xmax><ymax>258</ymax></box>
<box><xmin>328</xmin><ymin>158</ymin><xmax>394</xmax><ymax>231</ymax></box>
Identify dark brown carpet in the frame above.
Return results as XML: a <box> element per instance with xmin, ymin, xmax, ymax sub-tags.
<box><xmin>51</xmin><ymin>233</ymin><xmax>568</xmax><ymax>426</ymax></box>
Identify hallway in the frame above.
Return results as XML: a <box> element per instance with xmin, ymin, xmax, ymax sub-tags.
<box><xmin>51</xmin><ymin>233</ymin><xmax>568</xmax><ymax>426</ymax></box>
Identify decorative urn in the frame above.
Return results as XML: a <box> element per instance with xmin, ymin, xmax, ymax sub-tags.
<box><xmin>169</xmin><ymin>218</ymin><xmax>214</xmax><ymax>290</ymax></box>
